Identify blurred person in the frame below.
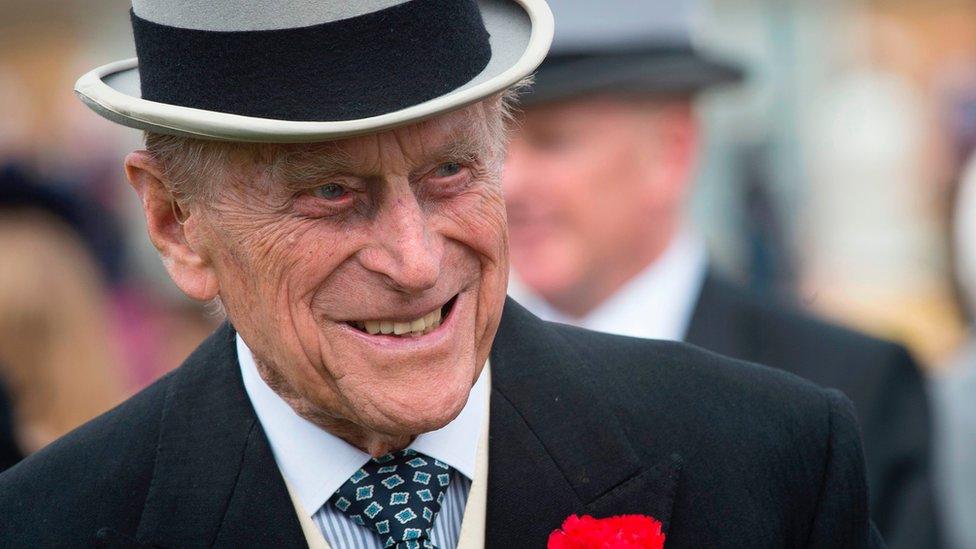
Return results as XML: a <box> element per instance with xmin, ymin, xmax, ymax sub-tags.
<box><xmin>0</xmin><ymin>191</ymin><xmax>126</xmax><ymax>453</ymax></box>
<box><xmin>934</xmin><ymin>151</ymin><xmax>976</xmax><ymax>549</ymax></box>
<box><xmin>0</xmin><ymin>70</ymin><xmax>33</xmax><ymax>165</ymax></box>
<box><xmin>504</xmin><ymin>1</ymin><xmax>938</xmax><ymax>547</ymax></box>
<box><xmin>0</xmin><ymin>165</ymin><xmax>128</xmax><ymax>286</ymax></box>
<box><xmin>2</xmin><ymin>159</ymin><xmax>215</xmax><ymax>394</ymax></box>
<box><xmin>1</xmin><ymin>1</ymin><xmax>884</xmax><ymax>547</ymax></box>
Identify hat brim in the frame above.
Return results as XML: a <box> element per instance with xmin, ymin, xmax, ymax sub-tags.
<box><xmin>523</xmin><ymin>47</ymin><xmax>744</xmax><ymax>105</ymax></box>
<box><xmin>74</xmin><ymin>0</ymin><xmax>553</xmax><ymax>143</ymax></box>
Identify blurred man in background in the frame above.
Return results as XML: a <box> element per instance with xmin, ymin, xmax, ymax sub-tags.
<box><xmin>504</xmin><ymin>1</ymin><xmax>938</xmax><ymax>547</ymax></box>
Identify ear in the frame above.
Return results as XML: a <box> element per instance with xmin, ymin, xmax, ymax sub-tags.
<box><xmin>124</xmin><ymin>151</ymin><xmax>220</xmax><ymax>302</ymax></box>
<box><xmin>660</xmin><ymin>101</ymin><xmax>699</xmax><ymax>188</ymax></box>
<box><xmin>641</xmin><ymin>100</ymin><xmax>700</xmax><ymax>209</ymax></box>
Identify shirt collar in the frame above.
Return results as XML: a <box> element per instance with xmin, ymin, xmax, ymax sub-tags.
<box><xmin>508</xmin><ymin>230</ymin><xmax>708</xmax><ymax>341</ymax></box>
<box><xmin>237</xmin><ymin>335</ymin><xmax>488</xmax><ymax>516</ymax></box>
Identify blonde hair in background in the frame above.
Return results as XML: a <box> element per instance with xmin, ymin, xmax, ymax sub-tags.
<box><xmin>0</xmin><ymin>209</ymin><xmax>125</xmax><ymax>453</ymax></box>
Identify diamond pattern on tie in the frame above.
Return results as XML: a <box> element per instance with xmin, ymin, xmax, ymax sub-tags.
<box><xmin>330</xmin><ymin>449</ymin><xmax>453</xmax><ymax>548</ymax></box>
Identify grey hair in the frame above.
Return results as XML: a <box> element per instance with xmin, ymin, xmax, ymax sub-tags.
<box><xmin>143</xmin><ymin>78</ymin><xmax>531</xmax><ymax>205</ymax></box>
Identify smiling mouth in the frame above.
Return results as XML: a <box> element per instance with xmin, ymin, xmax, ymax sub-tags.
<box><xmin>347</xmin><ymin>294</ymin><xmax>458</xmax><ymax>338</ymax></box>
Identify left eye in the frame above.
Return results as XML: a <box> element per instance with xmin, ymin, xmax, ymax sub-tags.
<box><xmin>434</xmin><ymin>162</ymin><xmax>463</xmax><ymax>178</ymax></box>
<box><xmin>310</xmin><ymin>183</ymin><xmax>348</xmax><ymax>200</ymax></box>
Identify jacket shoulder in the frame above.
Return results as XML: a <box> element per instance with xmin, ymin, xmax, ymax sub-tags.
<box><xmin>716</xmin><ymin>277</ymin><xmax>914</xmax><ymax>373</ymax></box>
<box><xmin>548</xmin><ymin>321</ymin><xmax>856</xmax><ymax>469</ymax></box>
<box><xmin>546</xmin><ymin>323</ymin><xmax>871</xmax><ymax>545</ymax></box>
<box><xmin>0</xmin><ymin>369</ymin><xmax>175</xmax><ymax>544</ymax></box>
<box><xmin>551</xmin><ymin>320</ymin><xmax>833</xmax><ymax>408</ymax></box>
<box><xmin>757</xmin><ymin>294</ymin><xmax>907</xmax><ymax>361</ymax></box>
<box><xmin>727</xmin><ymin>285</ymin><xmax>928</xmax><ymax>419</ymax></box>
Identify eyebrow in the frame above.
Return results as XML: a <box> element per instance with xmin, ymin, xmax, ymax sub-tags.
<box><xmin>268</xmin><ymin>145</ymin><xmax>359</xmax><ymax>191</ymax></box>
<box><xmin>419</xmin><ymin>133</ymin><xmax>487</xmax><ymax>169</ymax></box>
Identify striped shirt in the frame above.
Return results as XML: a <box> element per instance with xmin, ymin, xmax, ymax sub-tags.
<box><xmin>314</xmin><ymin>469</ymin><xmax>471</xmax><ymax>548</ymax></box>
<box><xmin>236</xmin><ymin>335</ymin><xmax>487</xmax><ymax>549</ymax></box>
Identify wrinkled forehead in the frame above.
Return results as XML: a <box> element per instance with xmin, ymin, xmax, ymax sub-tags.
<box><xmin>272</xmin><ymin>103</ymin><xmax>492</xmax><ymax>174</ymax></box>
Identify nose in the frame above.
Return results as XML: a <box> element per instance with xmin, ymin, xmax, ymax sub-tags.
<box><xmin>360</xmin><ymin>184</ymin><xmax>442</xmax><ymax>294</ymax></box>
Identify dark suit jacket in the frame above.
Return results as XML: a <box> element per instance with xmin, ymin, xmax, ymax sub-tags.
<box><xmin>686</xmin><ymin>272</ymin><xmax>937</xmax><ymax>549</ymax></box>
<box><xmin>0</xmin><ymin>377</ymin><xmax>22</xmax><ymax>473</ymax></box>
<box><xmin>0</xmin><ymin>299</ymin><xmax>881</xmax><ymax>547</ymax></box>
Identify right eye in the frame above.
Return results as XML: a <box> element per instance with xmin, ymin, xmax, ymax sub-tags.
<box><xmin>310</xmin><ymin>183</ymin><xmax>348</xmax><ymax>200</ymax></box>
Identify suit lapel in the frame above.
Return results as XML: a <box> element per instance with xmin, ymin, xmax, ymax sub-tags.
<box><xmin>134</xmin><ymin>323</ymin><xmax>305</xmax><ymax>548</ymax></box>
<box><xmin>212</xmin><ymin>420</ymin><xmax>309</xmax><ymax>546</ymax></box>
<box><xmin>487</xmin><ymin>299</ymin><xmax>682</xmax><ymax>546</ymax></box>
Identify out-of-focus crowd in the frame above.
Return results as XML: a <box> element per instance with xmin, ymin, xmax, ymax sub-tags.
<box><xmin>0</xmin><ymin>0</ymin><xmax>222</xmax><ymax>458</ymax></box>
<box><xmin>1</xmin><ymin>0</ymin><xmax>975</xmax><ymax>547</ymax></box>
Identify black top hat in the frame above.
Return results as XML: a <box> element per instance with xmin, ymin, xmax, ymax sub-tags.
<box><xmin>525</xmin><ymin>0</ymin><xmax>743</xmax><ymax>105</ymax></box>
<box><xmin>75</xmin><ymin>0</ymin><xmax>554</xmax><ymax>143</ymax></box>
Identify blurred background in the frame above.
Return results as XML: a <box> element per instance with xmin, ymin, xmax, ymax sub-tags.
<box><xmin>0</xmin><ymin>0</ymin><xmax>218</xmax><ymax>455</ymax></box>
<box><xmin>695</xmin><ymin>0</ymin><xmax>976</xmax><ymax>365</ymax></box>
<box><xmin>0</xmin><ymin>0</ymin><xmax>974</xmax><ymax>544</ymax></box>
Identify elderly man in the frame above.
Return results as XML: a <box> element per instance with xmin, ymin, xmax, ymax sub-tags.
<box><xmin>1</xmin><ymin>1</ymin><xmax>882</xmax><ymax>547</ymax></box>
<box><xmin>504</xmin><ymin>2</ymin><xmax>938</xmax><ymax>548</ymax></box>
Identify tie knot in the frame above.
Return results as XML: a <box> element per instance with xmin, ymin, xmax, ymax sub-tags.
<box><xmin>329</xmin><ymin>449</ymin><xmax>455</xmax><ymax>548</ymax></box>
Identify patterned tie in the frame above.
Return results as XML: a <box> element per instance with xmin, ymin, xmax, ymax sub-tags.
<box><xmin>329</xmin><ymin>448</ymin><xmax>454</xmax><ymax>549</ymax></box>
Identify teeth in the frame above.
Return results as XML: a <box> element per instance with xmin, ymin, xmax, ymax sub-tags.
<box><xmin>355</xmin><ymin>305</ymin><xmax>445</xmax><ymax>337</ymax></box>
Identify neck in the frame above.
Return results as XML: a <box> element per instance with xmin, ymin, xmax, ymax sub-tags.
<box><xmin>296</xmin><ymin>410</ymin><xmax>414</xmax><ymax>457</ymax></box>
<box><xmin>253</xmin><ymin>358</ymin><xmax>413</xmax><ymax>457</ymax></box>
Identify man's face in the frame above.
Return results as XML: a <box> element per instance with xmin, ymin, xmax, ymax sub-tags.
<box><xmin>188</xmin><ymin>104</ymin><xmax>508</xmax><ymax>442</ymax></box>
<box><xmin>503</xmin><ymin>96</ymin><xmax>695</xmax><ymax>316</ymax></box>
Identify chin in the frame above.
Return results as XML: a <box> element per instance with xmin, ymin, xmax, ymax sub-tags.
<box><xmin>516</xmin><ymin>263</ymin><xmax>581</xmax><ymax>302</ymax></box>
<box><xmin>364</xmin><ymin>380</ymin><xmax>472</xmax><ymax>437</ymax></box>
<box><xmin>329</xmin><ymin>341</ymin><xmax>481</xmax><ymax>437</ymax></box>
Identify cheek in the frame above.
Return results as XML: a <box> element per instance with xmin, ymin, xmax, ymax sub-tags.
<box><xmin>454</xmin><ymin>189</ymin><xmax>509</xmax><ymax>361</ymax></box>
<box><xmin>559</xmin><ymin>144</ymin><xmax>646</xmax><ymax>243</ymax></box>
<box><xmin>437</xmin><ymin>186</ymin><xmax>509</xmax><ymax>312</ymax></box>
<box><xmin>211</xmin><ymin>218</ymin><xmax>361</xmax><ymax>388</ymax></box>
<box><xmin>538</xmin><ymin>175</ymin><xmax>601</xmax><ymax>261</ymax></box>
<box><xmin>509</xmin><ymin>161</ymin><xmax>610</xmax><ymax>286</ymax></box>
<box><xmin>440</xmin><ymin>185</ymin><xmax>509</xmax><ymax>267</ymax></box>
<box><xmin>212</xmin><ymin>216</ymin><xmax>353</xmax><ymax>316</ymax></box>
<box><xmin>531</xmin><ymin>152</ymin><xmax>607</xmax><ymax>237</ymax></box>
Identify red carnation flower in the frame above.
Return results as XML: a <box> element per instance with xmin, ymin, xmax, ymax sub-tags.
<box><xmin>548</xmin><ymin>514</ymin><xmax>666</xmax><ymax>549</ymax></box>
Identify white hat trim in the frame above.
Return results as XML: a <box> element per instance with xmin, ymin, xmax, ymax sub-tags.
<box><xmin>75</xmin><ymin>0</ymin><xmax>553</xmax><ymax>143</ymax></box>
